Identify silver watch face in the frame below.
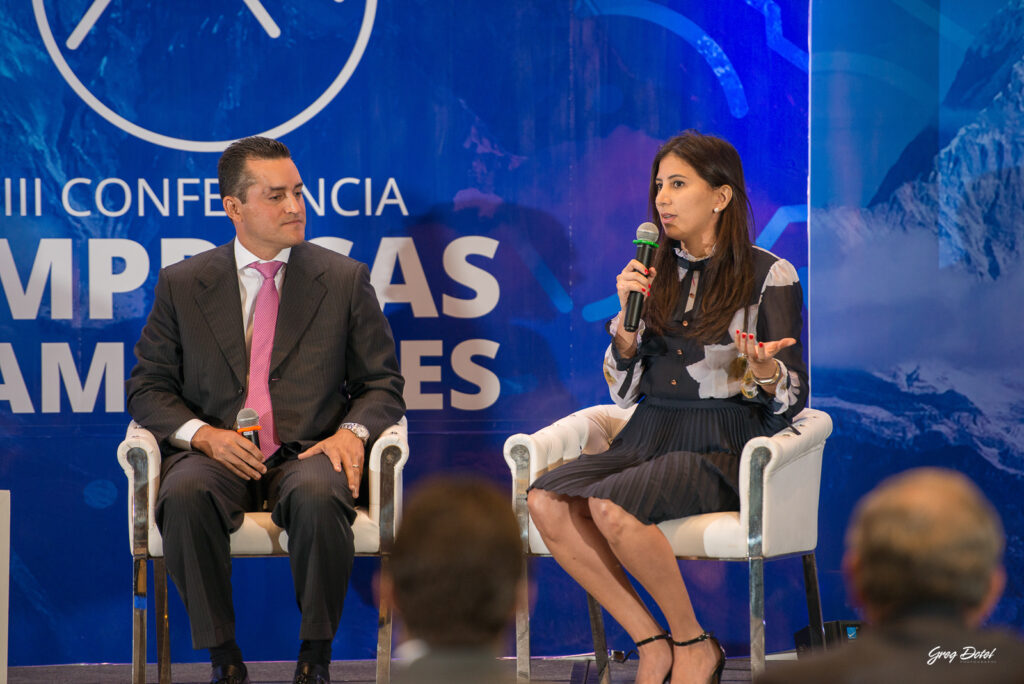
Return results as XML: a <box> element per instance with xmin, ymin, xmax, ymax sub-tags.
<box><xmin>342</xmin><ymin>423</ymin><xmax>369</xmax><ymax>442</ymax></box>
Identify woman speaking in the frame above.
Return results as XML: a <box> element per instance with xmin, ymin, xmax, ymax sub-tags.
<box><xmin>528</xmin><ymin>131</ymin><xmax>808</xmax><ymax>684</ymax></box>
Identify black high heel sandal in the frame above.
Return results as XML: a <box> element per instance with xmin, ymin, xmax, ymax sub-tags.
<box><xmin>635</xmin><ymin>632</ymin><xmax>672</xmax><ymax>649</ymax></box>
<box><xmin>618</xmin><ymin>631</ymin><xmax>671</xmax><ymax>660</ymax></box>
<box><xmin>672</xmin><ymin>631</ymin><xmax>726</xmax><ymax>684</ymax></box>
<box><xmin>620</xmin><ymin>632</ymin><xmax>672</xmax><ymax>683</ymax></box>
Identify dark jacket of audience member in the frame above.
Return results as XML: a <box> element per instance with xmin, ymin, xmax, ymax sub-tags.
<box><xmin>757</xmin><ymin>467</ymin><xmax>1024</xmax><ymax>684</ymax></box>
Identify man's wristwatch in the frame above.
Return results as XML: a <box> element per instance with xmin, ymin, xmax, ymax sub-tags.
<box><xmin>340</xmin><ymin>422</ymin><xmax>370</xmax><ymax>445</ymax></box>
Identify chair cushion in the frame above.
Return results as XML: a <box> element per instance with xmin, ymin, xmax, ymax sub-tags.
<box><xmin>656</xmin><ymin>512</ymin><xmax>747</xmax><ymax>559</ymax></box>
<box><xmin>148</xmin><ymin>507</ymin><xmax>380</xmax><ymax>557</ymax></box>
<box><xmin>529</xmin><ymin>511</ymin><xmax>747</xmax><ymax>559</ymax></box>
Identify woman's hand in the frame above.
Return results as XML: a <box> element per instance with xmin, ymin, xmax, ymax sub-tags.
<box><xmin>735</xmin><ymin>330</ymin><xmax>795</xmax><ymax>383</ymax></box>
<box><xmin>613</xmin><ymin>260</ymin><xmax>657</xmax><ymax>356</ymax></box>
<box><xmin>616</xmin><ymin>259</ymin><xmax>657</xmax><ymax>312</ymax></box>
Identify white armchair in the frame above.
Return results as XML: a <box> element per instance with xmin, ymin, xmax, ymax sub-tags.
<box><xmin>504</xmin><ymin>406</ymin><xmax>832</xmax><ymax>682</ymax></box>
<box><xmin>117</xmin><ymin>419</ymin><xmax>409</xmax><ymax>684</ymax></box>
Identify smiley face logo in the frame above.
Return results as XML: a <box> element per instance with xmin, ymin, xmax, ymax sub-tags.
<box><xmin>33</xmin><ymin>0</ymin><xmax>376</xmax><ymax>151</ymax></box>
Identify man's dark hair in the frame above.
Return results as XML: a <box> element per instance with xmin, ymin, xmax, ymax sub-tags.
<box><xmin>217</xmin><ymin>136</ymin><xmax>291</xmax><ymax>203</ymax></box>
<box><xmin>390</xmin><ymin>477</ymin><xmax>523</xmax><ymax>647</ymax></box>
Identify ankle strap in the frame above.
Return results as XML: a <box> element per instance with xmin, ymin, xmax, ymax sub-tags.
<box><xmin>673</xmin><ymin>631</ymin><xmax>713</xmax><ymax>647</ymax></box>
<box><xmin>616</xmin><ymin>631</ymin><xmax>670</xmax><ymax>662</ymax></box>
<box><xmin>634</xmin><ymin>632</ymin><xmax>671</xmax><ymax>648</ymax></box>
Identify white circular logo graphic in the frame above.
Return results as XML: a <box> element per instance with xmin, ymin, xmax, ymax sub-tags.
<box><xmin>33</xmin><ymin>0</ymin><xmax>376</xmax><ymax>152</ymax></box>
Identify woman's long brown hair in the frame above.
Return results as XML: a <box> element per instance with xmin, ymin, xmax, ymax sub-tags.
<box><xmin>643</xmin><ymin>131</ymin><xmax>755</xmax><ymax>343</ymax></box>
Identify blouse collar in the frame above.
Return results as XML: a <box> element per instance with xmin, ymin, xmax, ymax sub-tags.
<box><xmin>674</xmin><ymin>243</ymin><xmax>714</xmax><ymax>271</ymax></box>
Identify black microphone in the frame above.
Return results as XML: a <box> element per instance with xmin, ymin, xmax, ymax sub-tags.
<box><xmin>623</xmin><ymin>222</ymin><xmax>660</xmax><ymax>332</ymax></box>
<box><xmin>236</xmin><ymin>407</ymin><xmax>261</xmax><ymax>450</ymax></box>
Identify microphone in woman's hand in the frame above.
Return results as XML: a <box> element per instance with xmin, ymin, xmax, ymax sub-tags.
<box><xmin>624</xmin><ymin>222</ymin><xmax>659</xmax><ymax>332</ymax></box>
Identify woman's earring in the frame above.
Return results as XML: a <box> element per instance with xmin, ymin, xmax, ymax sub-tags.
<box><xmin>712</xmin><ymin>207</ymin><xmax>720</xmax><ymax>214</ymax></box>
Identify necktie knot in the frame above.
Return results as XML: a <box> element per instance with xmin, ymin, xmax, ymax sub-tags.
<box><xmin>250</xmin><ymin>260</ymin><xmax>283</xmax><ymax>281</ymax></box>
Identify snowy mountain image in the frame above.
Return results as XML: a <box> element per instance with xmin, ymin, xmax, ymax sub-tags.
<box><xmin>812</xmin><ymin>2</ymin><xmax>1024</xmax><ymax>478</ymax></box>
<box><xmin>813</xmin><ymin>364</ymin><xmax>1024</xmax><ymax>475</ymax></box>
<box><xmin>821</xmin><ymin>0</ymin><xmax>1024</xmax><ymax>280</ymax></box>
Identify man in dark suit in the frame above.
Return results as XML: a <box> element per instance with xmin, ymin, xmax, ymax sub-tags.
<box><xmin>384</xmin><ymin>477</ymin><xmax>523</xmax><ymax>684</ymax></box>
<box><xmin>757</xmin><ymin>468</ymin><xmax>1024</xmax><ymax>684</ymax></box>
<box><xmin>127</xmin><ymin>136</ymin><xmax>405</xmax><ymax>684</ymax></box>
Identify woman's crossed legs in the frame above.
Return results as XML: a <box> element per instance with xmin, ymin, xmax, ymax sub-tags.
<box><xmin>528</xmin><ymin>489</ymin><xmax>722</xmax><ymax>684</ymax></box>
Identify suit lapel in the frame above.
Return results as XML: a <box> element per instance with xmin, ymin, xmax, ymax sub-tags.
<box><xmin>272</xmin><ymin>242</ymin><xmax>327</xmax><ymax>374</ymax></box>
<box><xmin>194</xmin><ymin>243</ymin><xmax>248</xmax><ymax>387</ymax></box>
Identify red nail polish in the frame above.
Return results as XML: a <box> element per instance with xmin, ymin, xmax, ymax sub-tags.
<box><xmin>759</xmin><ymin>342</ymin><xmax>764</xmax><ymax>347</ymax></box>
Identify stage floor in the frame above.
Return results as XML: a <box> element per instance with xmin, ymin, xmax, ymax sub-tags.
<box><xmin>8</xmin><ymin>655</ymin><xmax>767</xmax><ymax>683</ymax></box>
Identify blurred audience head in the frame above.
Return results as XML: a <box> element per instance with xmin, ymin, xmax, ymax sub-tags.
<box><xmin>387</xmin><ymin>476</ymin><xmax>523</xmax><ymax>648</ymax></box>
<box><xmin>844</xmin><ymin>467</ymin><xmax>1005</xmax><ymax>627</ymax></box>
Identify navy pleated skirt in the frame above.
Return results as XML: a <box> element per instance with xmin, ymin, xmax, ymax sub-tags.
<box><xmin>529</xmin><ymin>397</ymin><xmax>769</xmax><ymax>524</ymax></box>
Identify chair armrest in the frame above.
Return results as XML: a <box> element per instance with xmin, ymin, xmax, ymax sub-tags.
<box><xmin>503</xmin><ymin>404</ymin><xmax>636</xmax><ymax>485</ymax></box>
<box><xmin>368</xmin><ymin>417</ymin><xmax>409</xmax><ymax>551</ymax></box>
<box><xmin>758</xmin><ymin>408</ymin><xmax>833</xmax><ymax>477</ymax></box>
<box><xmin>739</xmin><ymin>408</ymin><xmax>833</xmax><ymax>557</ymax></box>
<box><xmin>503</xmin><ymin>405</ymin><xmax>634</xmax><ymax>555</ymax></box>
<box><xmin>116</xmin><ymin>421</ymin><xmax>162</xmax><ymax>558</ymax></box>
<box><xmin>502</xmin><ymin>421</ymin><xmax>579</xmax><ymax>487</ymax></box>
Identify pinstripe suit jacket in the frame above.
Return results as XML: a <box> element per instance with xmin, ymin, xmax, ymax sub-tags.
<box><xmin>126</xmin><ymin>240</ymin><xmax>405</xmax><ymax>460</ymax></box>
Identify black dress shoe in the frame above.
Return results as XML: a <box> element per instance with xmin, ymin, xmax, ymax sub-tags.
<box><xmin>210</xmin><ymin>662</ymin><xmax>250</xmax><ymax>684</ymax></box>
<box><xmin>294</xmin><ymin>661</ymin><xmax>331</xmax><ymax>684</ymax></box>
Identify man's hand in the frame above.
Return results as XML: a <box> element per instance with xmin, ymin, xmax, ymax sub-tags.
<box><xmin>297</xmin><ymin>429</ymin><xmax>365</xmax><ymax>497</ymax></box>
<box><xmin>192</xmin><ymin>425</ymin><xmax>267</xmax><ymax>480</ymax></box>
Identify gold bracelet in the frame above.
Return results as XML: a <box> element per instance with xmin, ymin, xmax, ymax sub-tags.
<box><xmin>751</xmin><ymin>359</ymin><xmax>781</xmax><ymax>386</ymax></box>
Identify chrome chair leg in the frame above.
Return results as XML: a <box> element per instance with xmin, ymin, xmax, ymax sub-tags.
<box><xmin>802</xmin><ymin>552</ymin><xmax>826</xmax><ymax>650</ymax></box>
<box><xmin>748</xmin><ymin>556</ymin><xmax>766</xmax><ymax>677</ymax></box>
<box><xmin>376</xmin><ymin>555</ymin><xmax>392</xmax><ymax>684</ymax></box>
<box><xmin>515</xmin><ymin>556</ymin><xmax>530</xmax><ymax>682</ymax></box>
<box><xmin>586</xmin><ymin>593</ymin><xmax>611</xmax><ymax>684</ymax></box>
<box><xmin>154</xmin><ymin>558</ymin><xmax>170</xmax><ymax>684</ymax></box>
<box><xmin>132</xmin><ymin>557</ymin><xmax>147</xmax><ymax>684</ymax></box>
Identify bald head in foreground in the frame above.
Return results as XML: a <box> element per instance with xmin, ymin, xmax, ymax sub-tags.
<box><xmin>758</xmin><ymin>467</ymin><xmax>1024</xmax><ymax>683</ymax></box>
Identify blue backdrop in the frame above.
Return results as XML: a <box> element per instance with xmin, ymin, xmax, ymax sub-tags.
<box><xmin>810</xmin><ymin>0</ymin><xmax>1024</xmax><ymax>636</ymax></box>
<box><xmin>18</xmin><ymin>0</ymin><xmax>1021</xmax><ymax>668</ymax></box>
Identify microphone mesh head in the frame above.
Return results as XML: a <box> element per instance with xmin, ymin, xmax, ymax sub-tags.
<box><xmin>237</xmin><ymin>407</ymin><xmax>260</xmax><ymax>429</ymax></box>
<box><xmin>636</xmin><ymin>222</ymin><xmax>659</xmax><ymax>242</ymax></box>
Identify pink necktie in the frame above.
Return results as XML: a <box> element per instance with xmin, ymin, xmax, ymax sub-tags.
<box><xmin>245</xmin><ymin>260</ymin><xmax>283</xmax><ymax>459</ymax></box>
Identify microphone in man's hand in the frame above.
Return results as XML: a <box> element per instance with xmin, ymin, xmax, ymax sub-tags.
<box><xmin>623</xmin><ymin>222</ymin><xmax>660</xmax><ymax>332</ymax></box>
<box><xmin>236</xmin><ymin>408</ymin><xmax>261</xmax><ymax>449</ymax></box>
